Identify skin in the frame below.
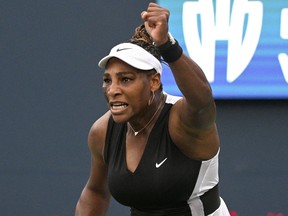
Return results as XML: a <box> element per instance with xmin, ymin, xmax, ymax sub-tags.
<box><xmin>75</xmin><ymin>2</ymin><xmax>219</xmax><ymax>216</ymax></box>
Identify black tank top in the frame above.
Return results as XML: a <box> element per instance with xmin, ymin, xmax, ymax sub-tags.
<box><xmin>104</xmin><ymin>103</ymin><xmax>202</xmax><ymax>215</ymax></box>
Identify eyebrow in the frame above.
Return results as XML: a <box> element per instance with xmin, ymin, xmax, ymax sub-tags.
<box><xmin>116</xmin><ymin>71</ymin><xmax>135</xmax><ymax>76</ymax></box>
<box><xmin>103</xmin><ymin>71</ymin><xmax>135</xmax><ymax>77</ymax></box>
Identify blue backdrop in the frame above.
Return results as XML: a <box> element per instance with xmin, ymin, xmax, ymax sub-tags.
<box><xmin>158</xmin><ymin>0</ymin><xmax>288</xmax><ymax>99</ymax></box>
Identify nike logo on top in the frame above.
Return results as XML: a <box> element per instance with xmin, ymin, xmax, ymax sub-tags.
<box><xmin>116</xmin><ymin>47</ymin><xmax>132</xmax><ymax>52</ymax></box>
<box><xmin>156</xmin><ymin>157</ymin><xmax>167</xmax><ymax>168</ymax></box>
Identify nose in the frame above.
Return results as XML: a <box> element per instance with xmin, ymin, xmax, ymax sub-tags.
<box><xmin>106</xmin><ymin>82</ymin><xmax>121</xmax><ymax>97</ymax></box>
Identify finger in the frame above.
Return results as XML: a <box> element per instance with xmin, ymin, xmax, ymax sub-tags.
<box><xmin>142</xmin><ymin>11</ymin><xmax>164</xmax><ymax>28</ymax></box>
<box><xmin>141</xmin><ymin>11</ymin><xmax>148</xmax><ymax>21</ymax></box>
<box><xmin>146</xmin><ymin>2</ymin><xmax>162</xmax><ymax>10</ymax></box>
<box><xmin>143</xmin><ymin>6</ymin><xmax>169</xmax><ymax>22</ymax></box>
<box><xmin>143</xmin><ymin>13</ymin><xmax>169</xmax><ymax>28</ymax></box>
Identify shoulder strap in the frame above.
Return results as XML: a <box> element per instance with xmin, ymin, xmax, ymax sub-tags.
<box><xmin>103</xmin><ymin>116</ymin><xmax>126</xmax><ymax>164</ymax></box>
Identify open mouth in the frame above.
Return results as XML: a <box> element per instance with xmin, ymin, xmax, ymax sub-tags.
<box><xmin>110</xmin><ymin>102</ymin><xmax>128</xmax><ymax>111</ymax></box>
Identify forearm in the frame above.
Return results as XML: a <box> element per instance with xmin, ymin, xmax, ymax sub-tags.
<box><xmin>75</xmin><ymin>187</ymin><xmax>110</xmax><ymax>216</ymax></box>
<box><xmin>168</xmin><ymin>53</ymin><xmax>214</xmax><ymax>109</ymax></box>
<box><xmin>155</xmin><ymin>31</ymin><xmax>213</xmax><ymax>109</ymax></box>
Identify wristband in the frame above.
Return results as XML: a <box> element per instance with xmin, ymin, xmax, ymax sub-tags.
<box><xmin>157</xmin><ymin>32</ymin><xmax>183</xmax><ymax>63</ymax></box>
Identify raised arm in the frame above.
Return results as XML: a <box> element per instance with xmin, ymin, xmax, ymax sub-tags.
<box><xmin>75</xmin><ymin>113</ymin><xmax>111</xmax><ymax>216</ymax></box>
<box><xmin>142</xmin><ymin>3</ymin><xmax>219</xmax><ymax>160</ymax></box>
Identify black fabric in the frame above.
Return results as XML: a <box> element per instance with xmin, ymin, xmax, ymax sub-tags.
<box><xmin>200</xmin><ymin>184</ymin><xmax>221</xmax><ymax>215</ymax></box>
<box><xmin>104</xmin><ymin>103</ymin><xmax>202</xmax><ymax>213</ymax></box>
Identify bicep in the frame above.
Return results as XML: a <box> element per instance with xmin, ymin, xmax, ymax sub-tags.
<box><xmin>76</xmin><ymin>154</ymin><xmax>110</xmax><ymax>216</ymax></box>
<box><xmin>86</xmin><ymin>114</ymin><xmax>110</xmax><ymax>195</ymax></box>
<box><xmin>86</xmin><ymin>152</ymin><xmax>109</xmax><ymax>195</ymax></box>
<box><xmin>169</xmin><ymin>99</ymin><xmax>219</xmax><ymax>160</ymax></box>
<box><xmin>75</xmin><ymin>144</ymin><xmax>110</xmax><ymax>216</ymax></box>
<box><xmin>75</xmin><ymin>113</ymin><xmax>111</xmax><ymax>216</ymax></box>
<box><xmin>172</xmin><ymin>98</ymin><xmax>216</xmax><ymax>131</ymax></box>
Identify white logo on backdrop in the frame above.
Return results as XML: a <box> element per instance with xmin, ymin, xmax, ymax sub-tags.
<box><xmin>279</xmin><ymin>8</ymin><xmax>288</xmax><ymax>82</ymax></box>
<box><xmin>183</xmin><ymin>0</ymin><xmax>263</xmax><ymax>83</ymax></box>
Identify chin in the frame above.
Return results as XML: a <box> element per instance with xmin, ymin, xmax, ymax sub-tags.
<box><xmin>110</xmin><ymin>114</ymin><xmax>128</xmax><ymax>124</ymax></box>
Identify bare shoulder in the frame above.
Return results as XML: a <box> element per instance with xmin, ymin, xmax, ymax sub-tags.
<box><xmin>88</xmin><ymin>111</ymin><xmax>111</xmax><ymax>157</ymax></box>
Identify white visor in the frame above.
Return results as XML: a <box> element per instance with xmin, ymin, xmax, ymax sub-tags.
<box><xmin>98</xmin><ymin>43</ymin><xmax>162</xmax><ymax>75</ymax></box>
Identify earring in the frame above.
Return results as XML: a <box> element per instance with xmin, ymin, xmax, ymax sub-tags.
<box><xmin>148</xmin><ymin>91</ymin><xmax>155</xmax><ymax>106</ymax></box>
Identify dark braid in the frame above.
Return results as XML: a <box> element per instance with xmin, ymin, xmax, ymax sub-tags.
<box><xmin>127</xmin><ymin>24</ymin><xmax>163</xmax><ymax>91</ymax></box>
<box><xmin>127</xmin><ymin>24</ymin><xmax>161</xmax><ymax>61</ymax></box>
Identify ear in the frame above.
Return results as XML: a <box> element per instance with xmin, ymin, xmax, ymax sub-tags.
<box><xmin>150</xmin><ymin>73</ymin><xmax>161</xmax><ymax>92</ymax></box>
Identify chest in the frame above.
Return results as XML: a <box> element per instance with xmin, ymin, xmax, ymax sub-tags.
<box><xmin>125</xmin><ymin>134</ymin><xmax>148</xmax><ymax>173</ymax></box>
<box><xmin>105</xmin><ymin>122</ymin><xmax>202</xmax><ymax>208</ymax></box>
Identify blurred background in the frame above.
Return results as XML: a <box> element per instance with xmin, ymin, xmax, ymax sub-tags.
<box><xmin>1</xmin><ymin>0</ymin><xmax>287</xmax><ymax>215</ymax></box>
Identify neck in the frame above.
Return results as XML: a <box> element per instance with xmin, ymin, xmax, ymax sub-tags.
<box><xmin>128</xmin><ymin>93</ymin><xmax>165</xmax><ymax>136</ymax></box>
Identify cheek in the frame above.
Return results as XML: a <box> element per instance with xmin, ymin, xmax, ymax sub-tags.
<box><xmin>132</xmin><ymin>83</ymin><xmax>148</xmax><ymax>97</ymax></box>
<box><xmin>133</xmin><ymin>87</ymin><xmax>150</xmax><ymax>105</ymax></box>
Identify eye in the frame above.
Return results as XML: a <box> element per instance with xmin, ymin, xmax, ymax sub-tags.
<box><xmin>103</xmin><ymin>78</ymin><xmax>111</xmax><ymax>85</ymax></box>
<box><xmin>122</xmin><ymin>77</ymin><xmax>132</xmax><ymax>83</ymax></box>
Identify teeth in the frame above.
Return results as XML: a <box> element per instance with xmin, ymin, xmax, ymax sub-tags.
<box><xmin>111</xmin><ymin>103</ymin><xmax>127</xmax><ymax>110</ymax></box>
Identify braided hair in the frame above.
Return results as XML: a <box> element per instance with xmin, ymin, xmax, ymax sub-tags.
<box><xmin>127</xmin><ymin>24</ymin><xmax>161</xmax><ymax>62</ymax></box>
<box><xmin>127</xmin><ymin>24</ymin><xmax>163</xmax><ymax>91</ymax></box>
